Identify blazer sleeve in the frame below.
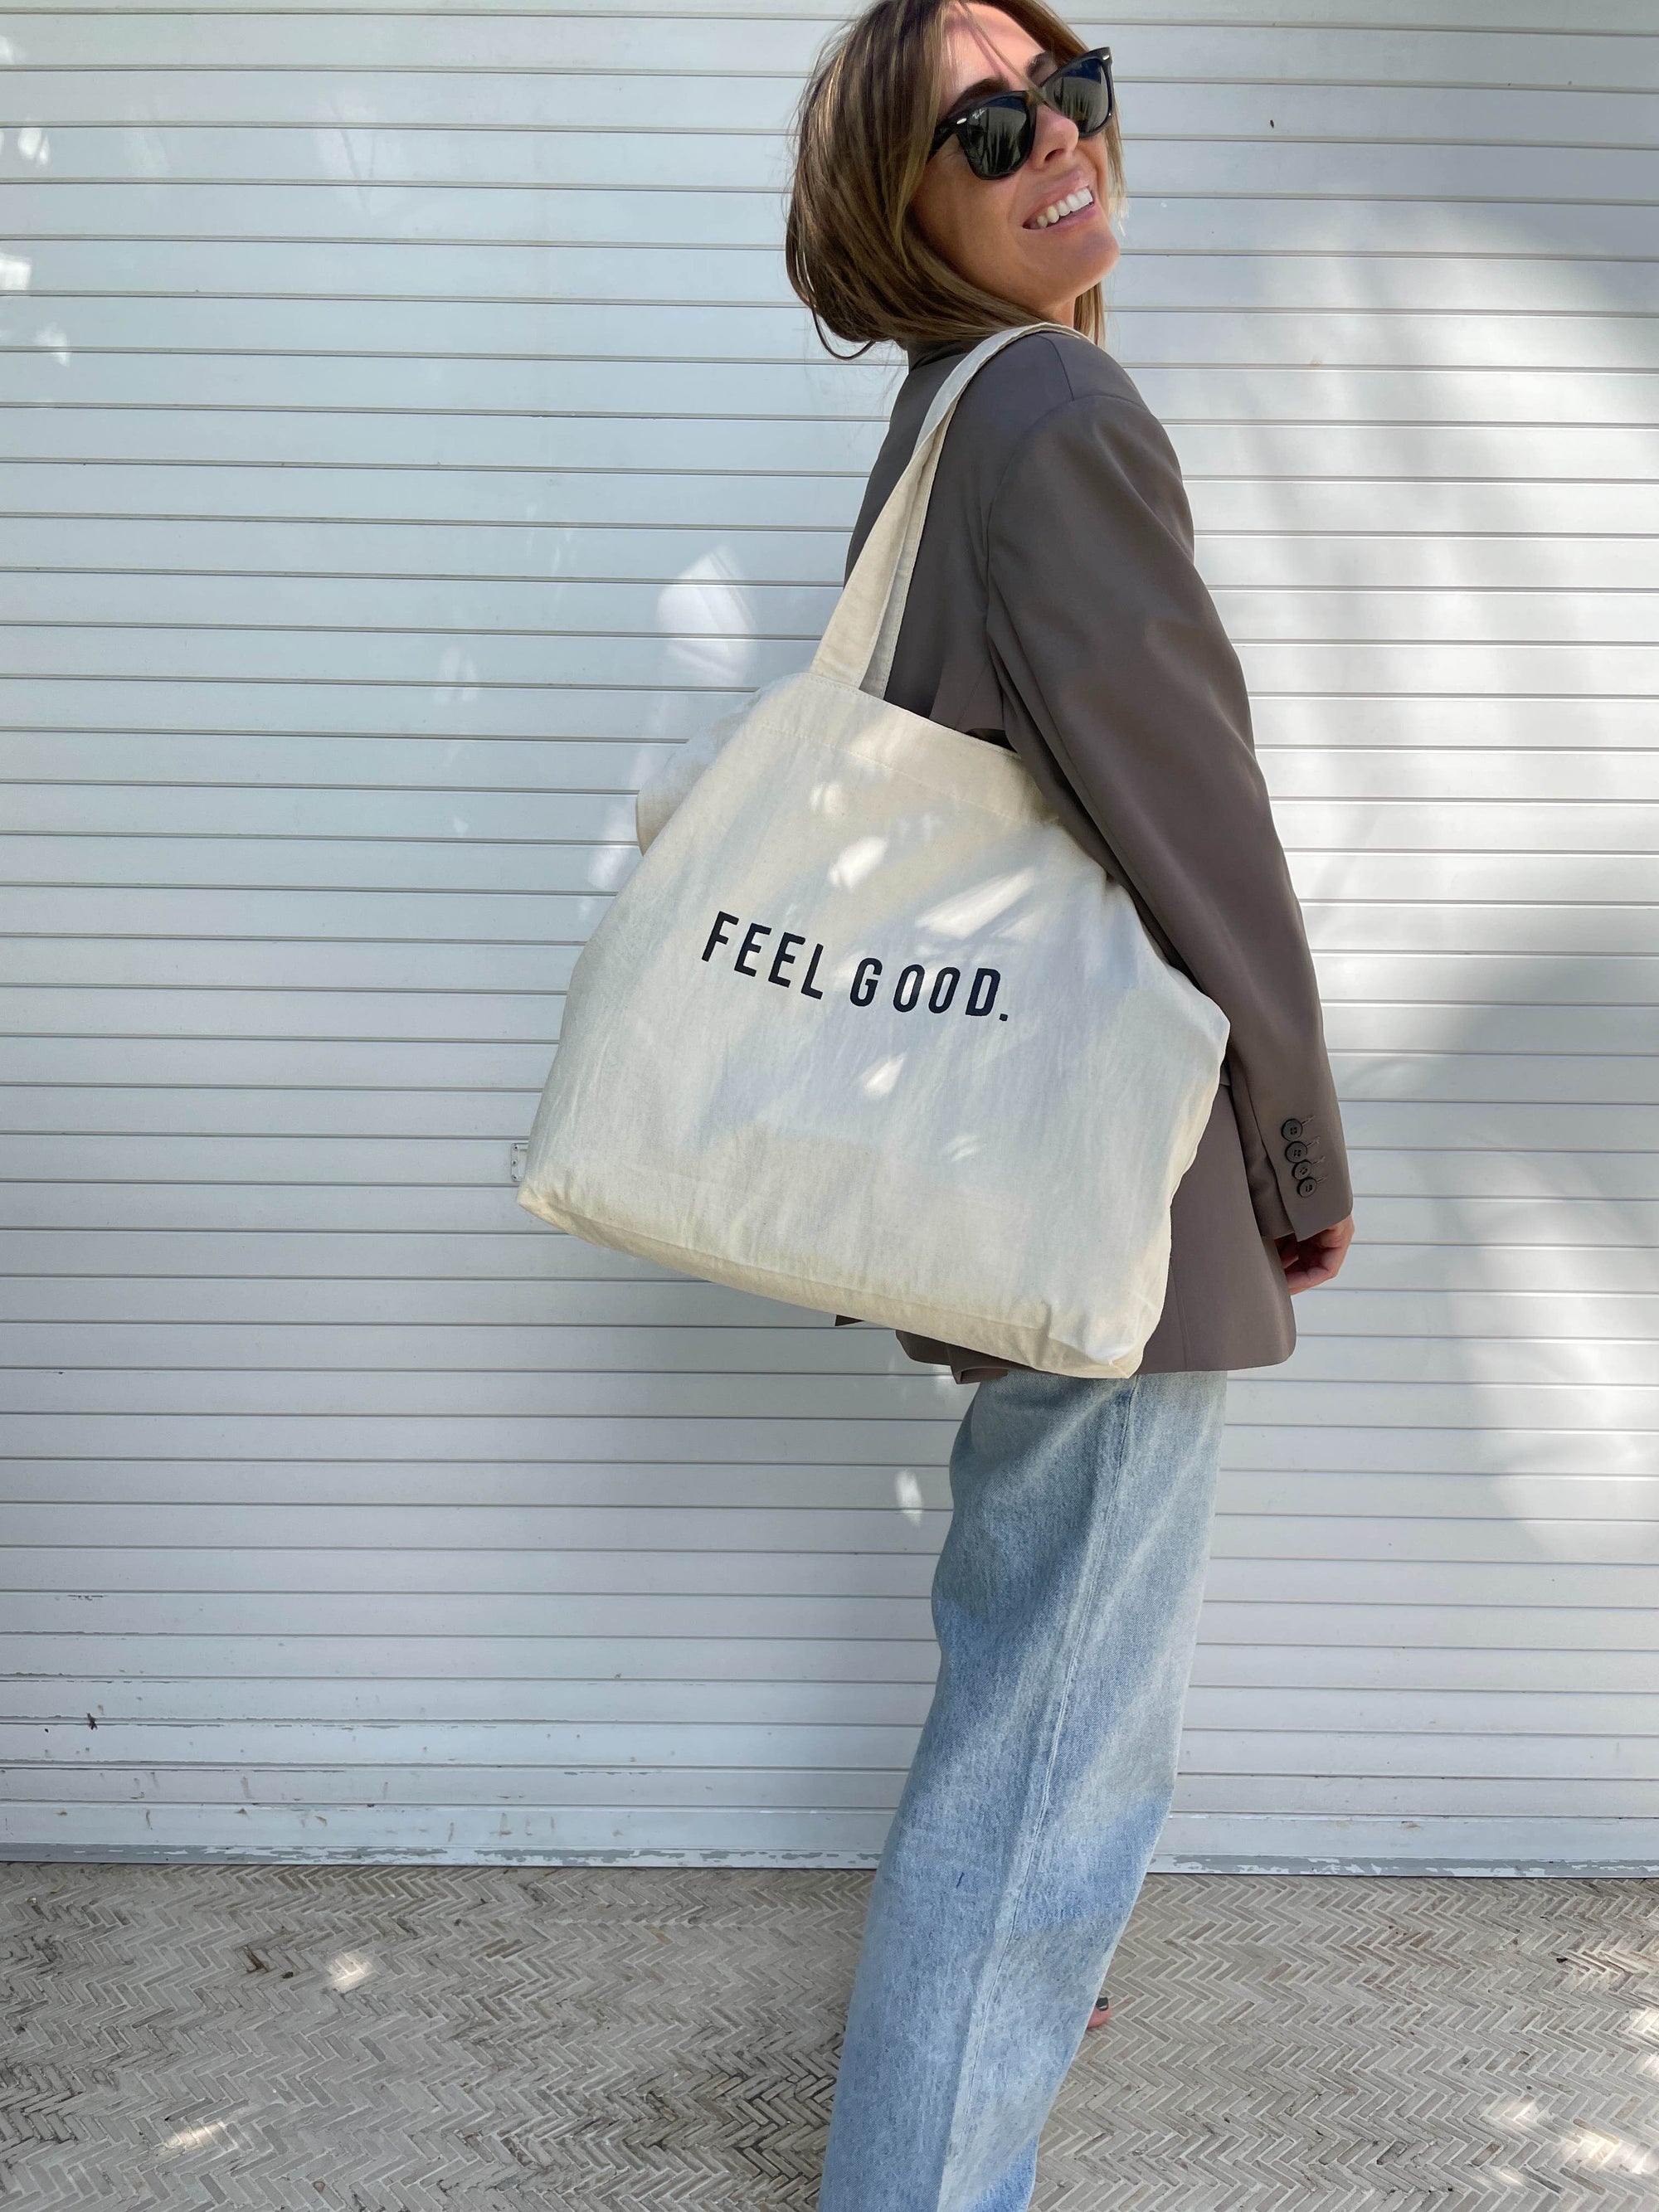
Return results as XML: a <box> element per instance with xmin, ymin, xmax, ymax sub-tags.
<box><xmin>984</xmin><ymin>385</ymin><xmax>1352</xmax><ymax>1245</ymax></box>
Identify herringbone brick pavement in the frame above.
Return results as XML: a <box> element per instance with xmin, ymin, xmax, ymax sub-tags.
<box><xmin>1</xmin><ymin>1866</ymin><xmax>1652</xmax><ymax>2209</ymax></box>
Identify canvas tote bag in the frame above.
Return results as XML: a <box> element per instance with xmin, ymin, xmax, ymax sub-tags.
<box><xmin>518</xmin><ymin>321</ymin><xmax>1229</xmax><ymax>1377</ymax></box>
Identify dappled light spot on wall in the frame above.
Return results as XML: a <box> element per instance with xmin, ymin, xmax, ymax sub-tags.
<box><xmin>659</xmin><ymin>552</ymin><xmax>761</xmax><ymax>688</ymax></box>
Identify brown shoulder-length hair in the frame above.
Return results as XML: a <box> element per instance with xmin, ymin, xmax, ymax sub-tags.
<box><xmin>785</xmin><ymin>0</ymin><xmax>1123</xmax><ymax>360</ymax></box>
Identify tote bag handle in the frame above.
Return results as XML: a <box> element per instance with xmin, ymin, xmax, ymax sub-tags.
<box><xmin>811</xmin><ymin>318</ymin><xmax>1075</xmax><ymax>698</ymax></box>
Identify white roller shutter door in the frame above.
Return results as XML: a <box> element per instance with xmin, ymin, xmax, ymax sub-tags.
<box><xmin>1</xmin><ymin>0</ymin><xmax>1654</xmax><ymax>1869</ymax></box>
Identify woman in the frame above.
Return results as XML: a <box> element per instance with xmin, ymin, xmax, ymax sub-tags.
<box><xmin>785</xmin><ymin>2</ymin><xmax>1355</xmax><ymax>2205</ymax></box>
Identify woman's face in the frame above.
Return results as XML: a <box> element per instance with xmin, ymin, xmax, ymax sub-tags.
<box><xmin>910</xmin><ymin>4</ymin><xmax>1118</xmax><ymax>324</ymax></box>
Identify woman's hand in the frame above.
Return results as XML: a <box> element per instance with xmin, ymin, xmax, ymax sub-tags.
<box><xmin>1277</xmin><ymin>1215</ymin><xmax>1355</xmax><ymax>1296</ymax></box>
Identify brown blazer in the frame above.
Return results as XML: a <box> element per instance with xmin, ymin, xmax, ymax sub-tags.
<box><xmin>834</xmin><ymin>325</ymin><xmax>1352</xmax><ymax>1380</ymax></box>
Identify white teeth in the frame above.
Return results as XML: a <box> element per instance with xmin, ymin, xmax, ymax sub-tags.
<box><xmin>1029</xmin><ymin>186</ymin><xmax>1093</xmax><ymax>230</ymax></box>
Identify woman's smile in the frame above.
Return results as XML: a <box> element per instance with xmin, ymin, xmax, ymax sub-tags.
<box><xmin>1022</xmin><ymin>177</ymin><xmax>1097</xmax><ymax>231</ymax></box>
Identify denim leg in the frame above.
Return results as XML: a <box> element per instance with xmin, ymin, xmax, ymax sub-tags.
<box><xmin>817</xmin><ymin>1367</ymin><xmax>1226</xmax><ymax>2212</ymax></box>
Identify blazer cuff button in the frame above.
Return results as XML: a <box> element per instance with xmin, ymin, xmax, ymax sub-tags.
<box><xmin>1296</xmin><ymin>1175</ymin><xmax>1319</xmax><ymax>1198</ymax></box>
<box><xmin>1281</xmin><ymin>1117</ymin><xmax>1303</xmax><ymax>1140</ymax></box>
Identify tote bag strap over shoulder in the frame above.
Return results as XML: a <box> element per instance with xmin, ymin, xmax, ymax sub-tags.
<box><xmin>812</xmin><ymin>318</ymin><xmax>1075</xmax><ymax>698</ymax></box>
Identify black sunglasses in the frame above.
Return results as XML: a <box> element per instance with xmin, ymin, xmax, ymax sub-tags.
<box><xmin>928</xmin><ymin>46</ymin><xmax>1114</xmax><ymax>182</ymax></box>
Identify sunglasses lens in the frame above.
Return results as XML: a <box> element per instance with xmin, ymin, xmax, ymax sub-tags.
<box><xmin>1049</xmin><ymin>52</ymin><xmax>1113</xmax><ymax>137</ymax></box>
<box><xmin>958</xmin><ymin>98</ymin><xmax>1034</xmax><ymax>179</ymax></box>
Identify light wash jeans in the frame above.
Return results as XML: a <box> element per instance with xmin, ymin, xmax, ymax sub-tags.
<box><xmin>818</xmin><ymin>1366</ymin><xmax>1227</xmax><ymax>2212</ymax></box>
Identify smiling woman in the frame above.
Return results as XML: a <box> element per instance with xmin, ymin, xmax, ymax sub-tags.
<box><xmin>781</xmin><ymin>2</ymin><xmax>1355</xmax><ymax>2205</ymax></box>
<box><xmin>786</xmin><ymin>0</ymin><xmax>1125</xmax><ymax>353</ymax></box>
